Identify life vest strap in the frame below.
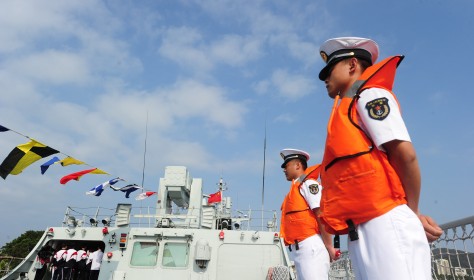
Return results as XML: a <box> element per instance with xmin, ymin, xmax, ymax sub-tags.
<box><xmin>297</xmin><ymin>173</ymin><xmax>307</xmax><ymax>182</ymax></box>
<box><xmin>288</xmin><ymin>239</ymin><xmax>300</xmax><ymax>252</ymax></box>
<box><xmin>346</xmin><ymin>219</ymin><xmax>359</xmax><ymax>241</ymax></box>
<box><xmin>333</xmin><ymin>234</ymin><xmax>340</xmax><ymax>249</ymax></box>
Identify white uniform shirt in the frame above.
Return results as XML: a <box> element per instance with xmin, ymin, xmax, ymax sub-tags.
<box><xmin>356</xmin><ymin>88</ymin><xmax>411</xmax><ymax>151</ymax></box>
<box><xmin>88</xmin><ymin>250</ymin><xmax>104</xmax><ymax>270</ymax></box>
<box><xmin>296</xmin><ymin>178</ymin><xmax>322</xmax><ymax>210</ymax></box>
<box><xmin>76</xmin><ymin>249</ymin><xmax>88</xmax><ymax>261</ymax></box>
<box><xmin>65</xmin><ymin>249</ymin><xmax>77</xmax><ymax>262</ymax></box>
<box><xmin>54</xmin><ymin>249</ymin><xmax>67</xmax><ymax>262</ymax></box>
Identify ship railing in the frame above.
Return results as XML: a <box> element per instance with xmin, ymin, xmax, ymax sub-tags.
<box><xmin>62</xmin><ymin>206</ymin><xmax>118</xmax><ymax>228</ymax></box>
<box><xmin>0</xmin><ymin>257</ymin><xmax>24</xmax><ymax>278</ymax></box>
<box><xmin>431</xmin><ymin>215</ymin><xmax>474</xmax><ymax>280</ymax></box>
<box><xmin>61</xmin><ymin>205</ymin><xmax>280</xmax><ymax>231</ymax></box>
<box><xmin>328</xmin><ymin>252</ymin><xmax>355</xmax><ymax>280</ymax></box>
<box><xmin>230</xmin><ymin>209</ymin><xmax>279</xmax><ymax>232</ymax></box>
<box><xmin>328</xmin><ymin>215</ymin><xmax>474</xmax><ymax>280</ymax></box>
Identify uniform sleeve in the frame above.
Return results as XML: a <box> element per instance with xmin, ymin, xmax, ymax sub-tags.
<box><xmin>86</xmin><ymin>252</ymin><xmax>94</xmax><ymax>264</ymax></box>
<box><xmin>299</xmin><ymin>179</ymin><xmax>322</xmax><ymax>210</ymax></box>
<box><xmin>356</xmin><ymin>87</ymin><xmax>411</xmax><ymax>151</ymax></box>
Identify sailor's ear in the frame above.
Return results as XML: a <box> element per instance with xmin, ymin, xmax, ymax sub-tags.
<box><xmin>348</xmin><ymin>57</ymin><xmax>358</xmax><ymax>72</ymax></box>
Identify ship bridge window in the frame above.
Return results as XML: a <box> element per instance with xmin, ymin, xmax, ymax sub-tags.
<box><xmin>162</xmin><ymin>242</ymin><xmax>189</xmax><ymax>268</ymax></box>
<box><xmin>130</xmin><ymin>242</ymin><xmax>158</xmax><ymax>266</ymax></box>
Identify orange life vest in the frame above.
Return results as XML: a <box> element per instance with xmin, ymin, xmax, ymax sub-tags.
<box><xmin>319</xmin><ymin>56</ymin><xmax>408</xmax><ymax>235</ymax></box>
<box><xmin>280</xmin><ymin>164</ymin><xmax>321</xmax><ymax>245</ymax></box>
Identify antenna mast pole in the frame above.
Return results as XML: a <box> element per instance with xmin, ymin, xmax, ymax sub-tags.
<box><xmin>261</xmin><ymin>120</ymin><xmax>267</xmax><ymax>230</ymax></box>
<box><xmin>141</xmin><ymin>111</ymin><xmax>149</xmax><ymax>192</ymax></box>
<box><xmin>139</xmin><ymin>111</ymin><xmax>149</xmax><ymax>226</ymax></box>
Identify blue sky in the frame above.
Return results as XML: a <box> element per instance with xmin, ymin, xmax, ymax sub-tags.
<box><xmin>0</xmin><ymin>0</ymin><xmax>473</xmax><ymax>247</ymax></box>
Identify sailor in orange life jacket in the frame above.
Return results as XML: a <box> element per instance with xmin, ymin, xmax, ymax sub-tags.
<box><xmin>317</xmin><ymin>37</ymin><xmax>443</xmax><ymax>280</ymax></box>
<box><xmin>279</xmin><ymin>148</ymin><xmax>339</xmax><ymax>280</ymax></box>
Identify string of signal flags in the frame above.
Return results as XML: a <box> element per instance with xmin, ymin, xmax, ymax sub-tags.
<box><xmin>0</xmin><ymin>124</ymin><xmax>157</xmax><ymax>201</ymax></box>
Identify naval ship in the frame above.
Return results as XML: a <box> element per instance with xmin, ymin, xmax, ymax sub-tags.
<box><xmin>1</xmin><ymin>166</ymin><xmax>294</xmax><ymax>280</ymax></box>
<box><xmin>1</xmin><ymin>165</ymin><xmax>473</xmax><ymax>279</ymax></box>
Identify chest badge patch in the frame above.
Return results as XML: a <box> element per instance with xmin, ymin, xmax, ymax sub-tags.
<box><xmin>308</xmin><ymin>183</ymin><xmax>319</xmax><ymax>195</ymax></box>
<box><xmin>365</xmin><ymin>97</ymin><xmax>390</xmax><ymax>120</ymax></box>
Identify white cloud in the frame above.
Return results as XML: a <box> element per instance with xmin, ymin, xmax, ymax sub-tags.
<box><xmin>165</xmin><ymin>80</ymin><xmax>247</xmax><ymax>127</ymax></box>
<box><xmin>274</xmin><ymin>113</ymin><xmax>296</xmax><ymax>124</ymax></box>
<box><xmin>179</xmin><ymin>0</ymin><xmax>324</xmax><ymax>71</ymax></box>
<box><xmin>0</xmin><ymin>0</ymin><xmax>141</xmax><ymax>90</ymax></box>
<box><xmin>7</xmin><ymin>50</ymin><xmax>91</xmax><ymax>85</ymax></box>
<box><xmin>287</xmin><ymin>38</ymin><xmax>320</xmax><ymax>67</ymax></box>
<box><xmin>0</xmin><ymin>72</ymin><xmax>39</xmax><ymax>105</ymax></box>
<box><xmin>159</xmin><ymin>27</ymin><xmax>214</xmax><ymax>73</ymax></box>
<box><xmin>253</xmin><ymin>69</ymin><xmax>317</xmax><ymax>100</ymax></box>
<box><xmin>96</xmin><ymin>79</ymin><xmax>247</xmax><ymax>133</ymax></box>
<box><xmin>271</xmin><ymin>69</ymin><xmax>316</xmax><ymax>100</ymax></box>
<box><xmin>248</xmin><ymin>9</ymin><xmax>294</xmax><ymax>35</ymax></box>
<box><xmin>159</xmin><ymin>28</ymin><xmax>264</xmax><ymax>74</ymax></box>
<box><xmin>253</xmin><ymin>80</ymin><xmax>270</xmax><ymax>95</ymax></box>
<box><xmin>210</xmin><ymin>35</ymin><xmax>263</xmax><ymax>66</ymax></box>
<box><xmin>0</xmin><ymin>0</ymin><xmax>68</xmax><ymax>52</ymax></box>
<box><xmin>157</xmin><ymin>139</ymin><xmax>211</xmax><ymax>168</ymax></box>
<box><xmin>96</xmin><ymin>90</ymin><xmax>174</xmax><ymax>133</ymax></box>
<box><xmin>0</xmin><ymin>0</ymin><xmax>114</xmax><ymax>53</ymax></box>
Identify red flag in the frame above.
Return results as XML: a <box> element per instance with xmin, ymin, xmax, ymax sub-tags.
<box><xmin>208</xmin><ymin>191</ymin><xmax>222</xmax><ymax>204</ymax></box>
<box><xmin>60</xmin><ymin>168</ymin><xmax>108</xmax><ymax>184</ymax></box>
<box><xmin>135</xmin><ymin>191</ymin><xmax>157</xmax><ymax>201</ymax></box>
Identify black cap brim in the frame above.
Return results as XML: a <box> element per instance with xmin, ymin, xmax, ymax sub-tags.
<box><xmin>281</xmin><ymin>159</ymin><xmax>291</xmax><ymax>168</ymax></box>
<box><xmin>318</xmin><ymin>49</ymin><xmax>373</xmax><ymax>81</ymax></box>
<box><xmin>318</xmin><ymin>57</ymin><xmax>345</xmax><ymax>81</ymax></box>
<box><xmin>281</xmin><ymin>154</ymin><xmax>307</xmax><ymax>168</ymax></box>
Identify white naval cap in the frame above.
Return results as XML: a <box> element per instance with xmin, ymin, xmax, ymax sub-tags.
<box><xmin>280</xmin><ymin>148</ymin><xmax>310</xmax><ymax>168</ymax></box>
<box><xmin>318</xmin><ymin>37</ymin><xmax>379</xmax><ymax>81</ymax></box>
